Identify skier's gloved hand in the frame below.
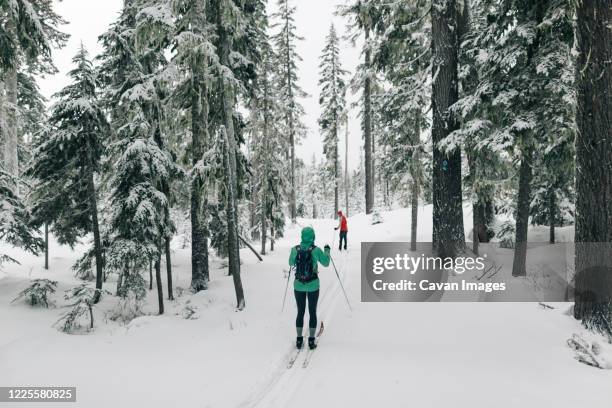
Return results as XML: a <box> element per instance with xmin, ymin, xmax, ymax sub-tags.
<box><xmin>324</xmin><ymin>245</ymin><xmax>331</xmax><ymax>251</ymax></box>
<box><xmin>334</xmin><ymin>227</ymin><xmax>338</xmax><ymax>230</ymax></box>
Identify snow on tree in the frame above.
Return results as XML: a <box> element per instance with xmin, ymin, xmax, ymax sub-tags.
<box><xmin>27</xmin><ymin>45</ymin><xmax>108</xmax><ymax>303</ymax></box>
<box><xmin>0</xmin><ymin>0</ymin><xmax>67</xmax><ymax>177</ymax></box>
<box><xmin>318</xmin><ymin>24</ymin><xmax>348</xmax><ymax>218</ymax></box>
<box><xmin>374</xmin><ymin>0</ymin><xmax>430</xmax><ymax>250</ymax></box>
<box><xmin>448</xmin><ymin>0</ymin><xmax>574</xmax><ymax>270</ymax></box>
<box><xmin>170</xmin><ymin>0</ymin><xmax>216</xmax><ymax>292</ymax></box>
<box><xmin>338</xmin><ymin>0</ymin><xmax>382</xmax><ymax>215</ymax></box>
<box><xmin>98</xmin><ymin>0</ymin><xmax>180</xmax><ymax>313</ymax></box>
<box><xmin>249</xmin><ymin>25</ymin><xmax>287</xmax><ymax>256</ymax></box>
<box><xmin>271</xmin><ymin>0</ymin><xmax>307</xmax><ymax>222</ymax></box>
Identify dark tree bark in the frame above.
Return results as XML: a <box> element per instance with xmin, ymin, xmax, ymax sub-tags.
<box><xmin>512</xmin><ymin>147</ymin><xmax>533</xmax><ymax>276</ymax></box>
<box><xmin>149</xmin><ymin>260</ymin><xmax>153</xmax><ymax>290</ymax></box>
<box><xmin>573</xmin><ymin>0</ymin><xmax>612</xmax><ymax>329</ymax></box>
<box><xmin>364</xmin><ymin>27</ymin><xmax>374</xmax><ymax>214</ymax></box>
<box><xmin>165</xmin><ymin>238</ymin><xmax>173</xmax><ymax>300</ymax></box>
<box><xmin>223</xmin><ymin>128</ymin><xmax>245</xmax><ymax>310</ymax></box>
<box><xmin>85</xmin><ymin>146</ymin><xmax>104</xmax><ymax>304</ymax></box>
<box><xmin>549</xmin><ymin>187</ymin><xmax>555</xmax><ymax>244</ymax></box>
<box><xmin>334</xmin><ymin>126</ymin><xmax>339</xmax><ymax>217</ymax></box>
<box><xmin>345</xmin><ymin>117</ymin><xmax>349</xmax><ymax>216</ymax></box>
<box><xmin>44</xmin><ymin>223</ymin><xmax>49</xmax><ymax>270</ymax></box>
<box><xmin>190</xmin><ymin>66</ymin><xmax>210</xmax><ymax>292</ymax></box>
<box><xmin>431</xmin><ymin>0</ymin><xmax>465</xmax><ymax>258</ymax></box>
<box><xmin>155</xmin><ymin>255</ymin><xmax>164</xmax><ymax>315</ymax></box>
<box><xmin>511</xmin><ymin>1</ymin><xmax>546</xmax><ymax>277</ymax></box>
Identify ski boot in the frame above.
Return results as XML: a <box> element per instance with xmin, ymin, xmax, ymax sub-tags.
<box><xmin>308</xmin><ymin>337</ymin><xmax>317</xmax><ymax>350</ymax></box>
<box><xmin>296</xmin><ymin>336</ymin><xmax>304</xmax><ymax>349</ymax></box>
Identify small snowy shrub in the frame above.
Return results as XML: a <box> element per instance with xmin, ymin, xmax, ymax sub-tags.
<box><xmin>12</xmin><ymin>279</ymin><xmax>57</xmax><ymax>308</ymax></box>
<box><xmin>180</xmin><ymin>301</ymin><xmax>199</xmax><ymax>320</ymax></box>
<box><xmin>117</xmin><ymin>272</ymin><xmax>147</xmax><ymax>301</ymax></box>
<box><xmin>371</xmin><ymin>209</ymin><xmax>384</xmax><ymax>225</ymax></box>
<box><xmin>109</xmin><ymin>292</ymin><xmax>145</xmax><ymax>323</ymax></box>
<box><xmin>496</xmin><ymin>220</ymin><xmax>515</xmax><ymax>249</ymax></box>
<box><xmin>56</xmin><ymin>284</ymin><xmax>99</xmax><ymax>333</ymax></box>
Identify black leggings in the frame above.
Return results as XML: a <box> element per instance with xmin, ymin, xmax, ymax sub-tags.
<box><xmin>339</xmin><ymin>231</ymin><xmax>347</xmax><ymax>250</ymax></box>
<box><xmin>295</xmin><ymin>289</ymin><xmax>319</xmax><ymax>331</ymax></box>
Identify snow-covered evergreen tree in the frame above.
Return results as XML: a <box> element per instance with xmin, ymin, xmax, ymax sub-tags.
<box><xmin>98</xmin><ymin>0</ymin><xmax>179</xmax><ymax>312</ymax></box>
<box><xmin>338</xmin><ymin>0</ymin><xmax>382</xmax><ymax>215</ymax></box>
<box><xmin>271</xmin><ymin>0</ymin><xmax>307</xmax><ymax>222</ymax></box>
<box><xmin>171</xmin><ymin>0</ymin><xmax>216</xmax><ymax>292</ymax></box>
<box><xmin>0</xmin><ymin>0</ymin><xmax>67</xmax><ymax>177</ymax></box>
<box><xmin>374</xmin><ymin>0</ymin><xmax>430</xmax><ymax>249</ymax></box>
<box><xmin>318</xmin><ymin>24</ymin><xmax>348</xmax><ymax>218</ymax></box>
<box><xmin>447</xmin><ymin>0</ymin><xmax>574</xmax><ymax>270</ymax></box>
<box><xmin>28</xmin><ymin>45</ymin><xmax>108</xmax><ymax>302</ymax></box>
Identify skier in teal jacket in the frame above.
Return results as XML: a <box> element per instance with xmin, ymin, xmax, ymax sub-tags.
<box><xmin>289</xmin><ymin>226</ymin><xmax>330</xmax><ymax>349</ymax></box>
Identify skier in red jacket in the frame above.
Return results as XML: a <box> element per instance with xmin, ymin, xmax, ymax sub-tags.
<box><xmin>335</xmin><ymin>210</ymin><xmax>348</xmax><ymax>251</ymax></box>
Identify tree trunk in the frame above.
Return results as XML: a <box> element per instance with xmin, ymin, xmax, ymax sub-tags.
<box><xmin>334</xmin><ymin>128</ymin><xmax>339</xmax><ymax>217</ymax></box>
<box><xmin>190</xmin><ymin>67</ymin><xmax>209</xmax><ymax>292</ymax></box>
<box><xmin>410</xmin><ymin>178</ymin><xmax>419</xmax><ymax>252</ymax></box>
<box><xmin>260</xmin><ymin>205</ymin><xmax>267</xmax><ymax>255</ymax></box>
<box><xmin>345</xmin><ymin>117</ymin><xmax>349</xmax><ymax>217</ymax></box>
<box><xmin>364</xmin><ymin>27</ymin><xmax>374</xmax><ymax>214</ymax></box>
<box><xmin>86</xmin><ymin>154</ymin><xmax>104</xmax><ymax>304</ymax></box>
<box><xmin>573</xmin><ymin>0</ymin><xmax>612</xmax><ymax>329</ymax></box>
<box><xmin>44</xmin><ymin>223</ymin><xmax>49</xmax><ymax>270</ymax></box>
<box><xmin>223</xmin><ymin>128</ymin><xmax>245</xmax><ymax>310</ymax></box>
<box><xmin>549</xmin><ymin>187</ymin><xmax>555</xmax><ymax>244</ymax></box>
<box><xmin>155</xmin><ymin>254</ymin><xmax>164</xmax><ymax>315</ymax></box>
<box><xmin>3</xmin><ymin>64</ymin><xmax>18</xmax><ymax>178</ymax></box>
<box><xmin>512</xmin><ymin>146</ymin><xmax>533</xmax><ymax>277</ymax></box>
<box><xmin>165</xmin><ymin>238</ymin><xmax>173</xmax><ymax>300</ymax></box>
<box><xmin>410</xmin><ymin>115</ymin><xmax>422</xmax><ymax>252</ymax></box>
<box><xmin>149</xmin><ymin>260</ymin><xmax>153</xmax><ymax>290</ymax></box>
<box><xmin>270</xmin><ymin>222</ymin><xmax>275</xmax><ymax>252</ymax></box>
<box><xmin>431</xmin><ymin>0</ymin><xmax>464</xmax><ymax>258</ymax></box>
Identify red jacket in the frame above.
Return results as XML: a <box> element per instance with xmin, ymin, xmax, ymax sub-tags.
<box><xmin>338</xmin><ymin>214</ymin><xmax>348</xmax><ymax>232</ymax></box>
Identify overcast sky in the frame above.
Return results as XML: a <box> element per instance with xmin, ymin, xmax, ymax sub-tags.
<box><xmin>38</xmin><ymin>0</ymin><xmax>363</xmax><ymax>171</ymax></box>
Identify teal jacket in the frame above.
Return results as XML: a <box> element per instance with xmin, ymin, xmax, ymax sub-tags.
<box><xmin>289</xmin><ymin>227</ymin><xmax>330</xmax><ymax>292</ymax></box>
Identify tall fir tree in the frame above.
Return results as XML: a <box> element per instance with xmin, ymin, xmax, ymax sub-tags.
<box><xmin>318</xmin><ymin>24</ymin><xmax>348</xmax><ymax>218</ymax></box>
<box><xmin>338</xmin><ymin>0</ymin><xmax>381</xmax><ymax>214</ymax></box>
<box><xmin>28</xmin><ymin>45</ymin><xmax>108</xmax><ymax>302</ymax></box>
<box><xmin>271</xmin><ymin>0</ymin><xmax>307</xmax><ymax>222</ymax></box>
<box><xmin>0</xmin><ymin>0</ymin><xmax>67</xmax><ymax>177</ymax></box>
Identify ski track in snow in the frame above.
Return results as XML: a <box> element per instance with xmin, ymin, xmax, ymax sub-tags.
<box><xmin>239</xmin><ymin>249</ymin><xmax>350</xmax><ymax>408</ymax></box>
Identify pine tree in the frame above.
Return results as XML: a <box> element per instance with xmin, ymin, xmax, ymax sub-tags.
<box><xmin>28</xmin><ymin>45</ymin><xmax>108</xmax><ymax>302</ymax></box>
<box><xmin>171</xmin><ymin>0</ymin><xmax>216</xmax><ymax>292</ymax></box>
<box><xmin>250</xmin><ymin>31</ymin><xmax>287</xmax><ymax>256</ymax></box>
<box><xmin>449</xmin><ymin>0</ymin><xmax>574</xmax><ymax>269</ymax></box>
<box><xmin>271</xmin><ymin>0</ymin><xmax>307</xmax><ymax>222</ymax></box>
<box><xmin>0</xmin><ymin>0</ymin><xmax>67</xmax><ymax>177</ymax></box>
<box><xmin>374</xmin><ymin>0</ymin><xmax>430</xmax><ymax>250</ymax></box>
<box><xmin>338</xmin><ymin>0</ymin><xmax>382</xmax><ymax>215</ymax></box>
<box><xmin>98</xmin><ymin>0</ymin><xmax>179</xmax><ymax>313</ymax></box>
<box><xmin>318</xmin><ymin>24</ymin><xmax>348</xmax><ymax>218</ymax></box>
<box><xmin>573</xmin><ymin>0</ymin><xmax>612</xmax><ymax>334</ymax></box>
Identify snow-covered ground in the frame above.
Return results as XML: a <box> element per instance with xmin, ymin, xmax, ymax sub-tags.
<box><xmin>1</xmin><ymin>205</ymin><xmax>611</xmax><ymax>408</ymax></box>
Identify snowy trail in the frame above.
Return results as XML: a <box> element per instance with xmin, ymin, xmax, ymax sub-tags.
<box><xmin>240</xmin><ymin>209</ymin><xmax>612</xmax><ymax>408</ymax></box>
<box><xmin>1</xmin><ymin>207</ymin><xmax>611</xmax><ymax>408</ymax></box>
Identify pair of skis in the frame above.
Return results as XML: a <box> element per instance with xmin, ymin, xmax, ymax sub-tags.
<box><xmin>287</xmin><ymin>321</ymin><xmax>324</xmax><ymax>369</ymax></box>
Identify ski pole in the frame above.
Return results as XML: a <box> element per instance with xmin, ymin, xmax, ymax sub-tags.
<box><xmin>329</xmin><ymin>255</ymin><xmax>352</xmax><ymax>312</ymax></box>
<box><xmin>281</xmin><ymin>266</ymin><xmax>294</xmax><ymax>313</ymax></box>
